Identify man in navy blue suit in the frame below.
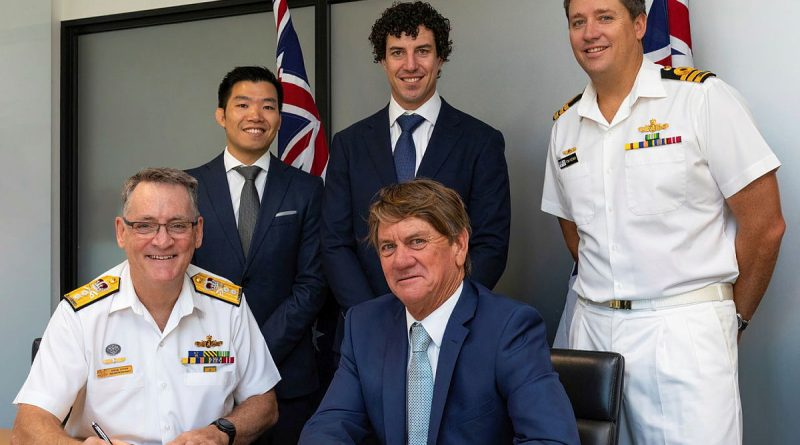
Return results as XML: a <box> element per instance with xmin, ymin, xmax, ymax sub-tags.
<box><xmin>187</xmin><ymin>66</ymin><xmax>325</xmax><ymax>445</ymax></box>
<box><xmin>302</xmin><ymin>179</ymin><xmax>579</xmax><ymax>445</ymax></box>
<box><xmin>322</xmin><ymin>1</ymin><xmax>511</xmax><ymax>330</ymax></box>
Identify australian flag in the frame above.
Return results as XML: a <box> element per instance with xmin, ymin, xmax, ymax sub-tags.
<box><xmin>643</xmin><ymin>0</ymin><xmax>694</xmax><ymax>67</ymax></box>
<box><xmin>273</xmin><ymin>0</ymin><xmax>329</xmax><ymax>177</ymax></box>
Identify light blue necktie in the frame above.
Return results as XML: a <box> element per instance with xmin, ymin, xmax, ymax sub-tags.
<box><xmin>408</xmin><ymin>322</ymin><xmax>433</xmax><ymax>445</ymax></box>
<box><xmin>394</xmin><ymin>114</ymin><xmax>426</xmax><ymax>182</ymax></box>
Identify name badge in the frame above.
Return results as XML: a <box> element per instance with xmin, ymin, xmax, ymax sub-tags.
<box><xmin>558</xmin><ymin>153</ymin><xmax>578</xmax><ymax>169</ymax></box>
<box><xmin>96</xmin><ymin>365</ymin><xmax>133</xmax><ymax>379</ymax></box>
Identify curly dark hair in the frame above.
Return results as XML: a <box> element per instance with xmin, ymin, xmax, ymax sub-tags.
<box><xmin>368</xmin><ymin>1</ymin><xmax>453</xmax><ymax>63</ymax></box>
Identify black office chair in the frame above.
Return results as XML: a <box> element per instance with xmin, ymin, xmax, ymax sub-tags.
<box><xmin>551</xmin><ymin>348</ymin><xmax>624</xmax><ymax>445</ymax></box>
<box><xmin>32</xmin><ymin>337</ymin><xmax>41</xmax><ymax>363</ymax></box>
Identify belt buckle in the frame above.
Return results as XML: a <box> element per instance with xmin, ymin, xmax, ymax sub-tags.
<box><xmin>608</xmin><ymin>299</ymin><xmax>632</xmax><ymax>310</ymax></box>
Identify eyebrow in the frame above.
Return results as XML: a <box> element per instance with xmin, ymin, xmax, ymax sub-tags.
<box><xmin>232</xmin><ymin>95</ymin><xmax>278</xmax><ymax>104</ymax></box>
<box><xmin>388</xmin><ymin>43</ymin><xmax>434</xmax><ymax>51</ymax></box>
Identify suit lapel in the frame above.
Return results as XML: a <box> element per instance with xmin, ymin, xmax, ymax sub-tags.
<box><xmin>365</xmin><ymin>106</ymin><xmax>398</xmax><ymax>186</ymax></box>
<box><xmin>203</xmin><ymin>154</ymin><xmax>246</xmax><ymax>266</ymax></box>
<box><xmin>417</xmin><ymin>99</ymin><xmax>462</xmax><ymax>179</ymax></box>
<box><xmin>245</xmin><ymin>154</ymin><xmax>290</xmax><ymax>270</ymax></box>
<box><xmin>427</xmin><ymin>280</ymin><xmax>476</xmax><ymax>444</ymax></box>
<box><xmin>382</xmin><ymin>300</ymin><xmax>409</xmax><ymax>445</ymax></box>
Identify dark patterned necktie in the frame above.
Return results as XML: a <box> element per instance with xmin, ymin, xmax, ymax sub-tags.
<box><xmin>394</xmin><ymin>114</ymin><xmax>426</xmax><ymax>182</ymax></box>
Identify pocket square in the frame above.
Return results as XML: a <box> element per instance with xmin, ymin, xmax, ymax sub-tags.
<box><xmin>275</xmin><ymin>210</ymin><xmax>297</xmax><ymax>217</ymax></box>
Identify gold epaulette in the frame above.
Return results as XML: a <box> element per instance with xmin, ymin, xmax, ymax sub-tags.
<box><xmin>553</xmin><ymin>93</ymin><xmax>583</xmax><ymax>121</ymax></box>
<box><xmin>64</xmin><ymin>275</ymin><xmax>120</xmax><ymax>311</ymax></box>
<box><xmin>192</xmin><ymin>273</ymin><xmax>241</xmax><ymax>306</ymax></box>
<box><xmin>660</xmin><ymin>66</ymin><xmax>716</xmax><ymax>83</ymax></box>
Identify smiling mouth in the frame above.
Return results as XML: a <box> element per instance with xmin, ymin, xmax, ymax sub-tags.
<box><xmin>585</xmin><ymin>46</ymin><xmax>608</xmax><ymax>54</ymax></box>
<box><xmin>244</xmin><ymin>128</ymin><xmax>266</xmax><ymax>135</ymax></box>
<box><xmin>147</xmin><ymin>255</ymin><xmax>175</xmax><ymax>260</ymax></box>
<box><xmin>401</xmin><ymin>77</ymin><xmax>422</xmax><ymax>83</ymax></box>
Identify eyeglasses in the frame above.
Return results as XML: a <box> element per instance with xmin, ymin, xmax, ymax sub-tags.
<box><xmin>122</xmin><ymin>217</ymin><xmax>198</xmax><ymax>237</ymax></box>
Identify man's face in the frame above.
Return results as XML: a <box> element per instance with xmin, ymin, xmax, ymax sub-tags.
<box><xmin>215</xmin><ymin>80</ymin><xmax>281</xmax><ymax>164</ymax></box>
<box><xmin>567</xmin><ymin>0</ymin><xmax>646</xmax><ymax>81</ymax></box>
<box><xmin>377</xmin><ymin>217</ymin><xmax>467</xmax><ymax>319</ymax></box>
<box><xmin>381</xmin><ymin>26</ymin><xmax>445</xmax><ymax>110</ymax></box>
<box><xmin>115</xmin><ymin>182</ymin><xmax>203</xmax><ymax>291</ymax></box>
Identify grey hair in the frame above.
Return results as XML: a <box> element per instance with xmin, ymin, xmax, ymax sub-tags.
<box><xmin>121</xmin><ymin>167</ymin><xmax>199</xmax><ymax>218</ymax></box>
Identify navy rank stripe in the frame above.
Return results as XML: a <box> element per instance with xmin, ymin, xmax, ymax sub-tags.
<box><xmin>553</xmin><ymin>93</ymin><xmax>583</xmax><ymax>121</ymax></box>
<box><xmin>660</xmin><ymin>66</ymin><xmax>716</xmax><ymax>83</ymax></box>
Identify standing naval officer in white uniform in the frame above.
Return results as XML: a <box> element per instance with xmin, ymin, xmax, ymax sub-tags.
<box><xmin>541</xmin><ymin>0</ymin><xmax>786</xmax><ymax>444</ymax></box>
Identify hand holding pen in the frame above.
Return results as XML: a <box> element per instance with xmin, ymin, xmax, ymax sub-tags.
<box><xmin>86</xmin><ymin>421</ymin><xmax>131</xmax><ymax>445</ymax></box>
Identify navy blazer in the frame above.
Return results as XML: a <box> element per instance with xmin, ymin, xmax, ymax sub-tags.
<box><xmin>321</xmin><ymin>99</ymin><xmax>511</xmax><ymax>311</ymax></box>
<box><xmin>300</xmin><ymin>280</ymin><xmax>580</xmax><ymax>445</ymax></box>
<box><xmin>187</xmin><ymin>153</ymin><xmax>325</xmax><ymax>398</ymax></box>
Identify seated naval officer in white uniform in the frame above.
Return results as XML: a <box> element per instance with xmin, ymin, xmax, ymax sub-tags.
<box><xmin>11</xmin><ymin>167</ymin><xmax>280</xmax><ymax>445</ymax></box>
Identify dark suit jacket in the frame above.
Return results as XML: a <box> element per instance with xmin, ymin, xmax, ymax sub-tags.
<box><xmin>187</xmin><ymin>153</ymin><xmax>325</xmax><ymax>398</ymax></box>
<box><xmin>322</xmin><ymin>99</ymin><xmax>511</xmax><ymax>312</ymax></box>
<box><xmin>300</xmin><ymin>280</ymin><xmax>580</xmax><ymax>445</ymax></box>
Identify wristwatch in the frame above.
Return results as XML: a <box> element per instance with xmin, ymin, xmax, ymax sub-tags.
<box><xmin>211</xmin><ymin>418</ymin><xmax>236</xmax><ymax>445</ymax></box>
<box><xmin>736</xmin><ymin>313</ymin><xmax>750</xmax><ymax>332</ymax></box>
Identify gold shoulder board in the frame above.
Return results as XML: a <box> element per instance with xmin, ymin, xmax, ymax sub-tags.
<box><xmin>553</xmin><ymin>93</ymin><xmax>583</xmax><ymax>121</ymax></box>
<box><xmin>64</xmin><ymin>275</ymin><xmax>121</xmax><ymax>311</ymax></box>
<box><xmin>660</xmin><ymin>66</ymin><xmax>716</xmax><ymax>83</ymax></box>
<box><xmin>192</xmin><ymin>273</ymin><xmax>241</xmax><ymax>306</ymax></box>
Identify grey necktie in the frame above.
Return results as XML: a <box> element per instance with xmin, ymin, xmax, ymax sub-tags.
<box><xmin>407</xmin><ymin>322</ymin><xmax>433</xmax><ymax>445</ymax></box>
<box><xmin>234</xmin><ymin>165</ymin><xmax>261</xmax><ymax>256</ymax></box>
<box><xmin>394</xmin><ymin>114</ymin><xmax>426</xmax><ymax>182</ymax></box>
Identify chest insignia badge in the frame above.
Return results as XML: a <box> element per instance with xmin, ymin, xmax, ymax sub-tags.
<box><xmin>638</xmin><ymin>118</ymin><xmax>670</xmax><ymax>133</ymax></box>
<box><xmin>195</xmin><ymin>335</ymin><xmax>223</xmax><ymax>348</ymax></box>
<box><xmin>627</xmin><ymin>119</ymin><xmax>682</xmax><ymax>150</ymax></box>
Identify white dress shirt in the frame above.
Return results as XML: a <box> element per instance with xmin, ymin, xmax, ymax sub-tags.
<box><xmin>223</xmin><ymin>148</ymin><xmax>271</xmax><ymax>225</ymax></box>
<box><xmin>388</xmin><ymin>92</ymin><xmax>442</xmax><ymax>174</ymax></box>
<box><xmin>405</xmin><ymin>281</ymin><xmax>463</xmax><ymax>380</ymax></box>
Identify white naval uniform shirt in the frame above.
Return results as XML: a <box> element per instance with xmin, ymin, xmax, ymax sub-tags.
<box><xmin>14</xmin><ymin>261</ymin><xmax>280</xmax><ymax>445</ymax></box>
<box><xmin>541</xmin><ymin>60</ymin><xmax>780</xmax><ymax>302</ymax></box>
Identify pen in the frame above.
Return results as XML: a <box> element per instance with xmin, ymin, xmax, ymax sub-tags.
<box><xmin>91</xmin><ymin>421</ymin><xmax>112</xmax><ymax>444</ymax></box>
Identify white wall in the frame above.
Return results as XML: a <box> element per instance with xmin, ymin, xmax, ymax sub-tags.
<box><xmin>0</xmin><ymin>0</ymin><xmax>52</xmax><ymax>429</ymax></box>
<box><xmin>58</xmin><ymin>0</ymin><xmax>216</xmax><ymax>21</ymax></box>
<box><xmin>691</xmin><ymin>2</ymin><xmax>800</xmax><ymax>443</ymax></box>
<box><xmin>2</xmin><ymin>0</ymin><xmax>797</xmax><ymax>441</ymax></box>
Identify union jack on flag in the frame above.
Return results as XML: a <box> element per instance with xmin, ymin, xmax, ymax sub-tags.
<box><xmin>273</xmin><ymin>0</ymin><xmax>328</xmax><ymax>177</ymax></box>
<box><xmin>643</xmin><ymin>0</ymin><xmax>694</xmax><ymax>67</ymax></box>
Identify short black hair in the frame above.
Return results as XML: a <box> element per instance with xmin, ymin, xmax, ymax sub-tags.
<box><xmin>368</xmin><ymin>1</ymin><xmax>453</xmax><ymax>63</ymax></box>
<box><xmin>217</xmin><ymin>66</ymin><xmax>283</xmax><ymax>110</ymax></box>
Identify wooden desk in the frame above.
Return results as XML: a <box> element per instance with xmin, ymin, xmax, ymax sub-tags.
<box><xmin>0</xmin><ymin>428</ymin><xmax>11</xmax><ymax>445</ymax></box>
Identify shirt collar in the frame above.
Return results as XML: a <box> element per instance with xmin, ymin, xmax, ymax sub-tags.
<box><xmin>388</xmin><ymin>91</ymin><xmax>441</xmax><ymax>127</ymax></box>
<box><xmin>577</xmin><ymin>59</ymin><xmax>666</xmax><ymax>125</ymax></box>
<box><xmin>223</xmin><ymin>147</ymin><xmax>271</xmax><ymax>174</ymax></box>
<box><xmin>109</xmin><ymin>261</ymin><xmax>197</xmax><ymax>319</ymax></box>
<box><xmin>405</xmin><ymin>281</ymin><xmax>463</xmax><ymax>349</ymax></box>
